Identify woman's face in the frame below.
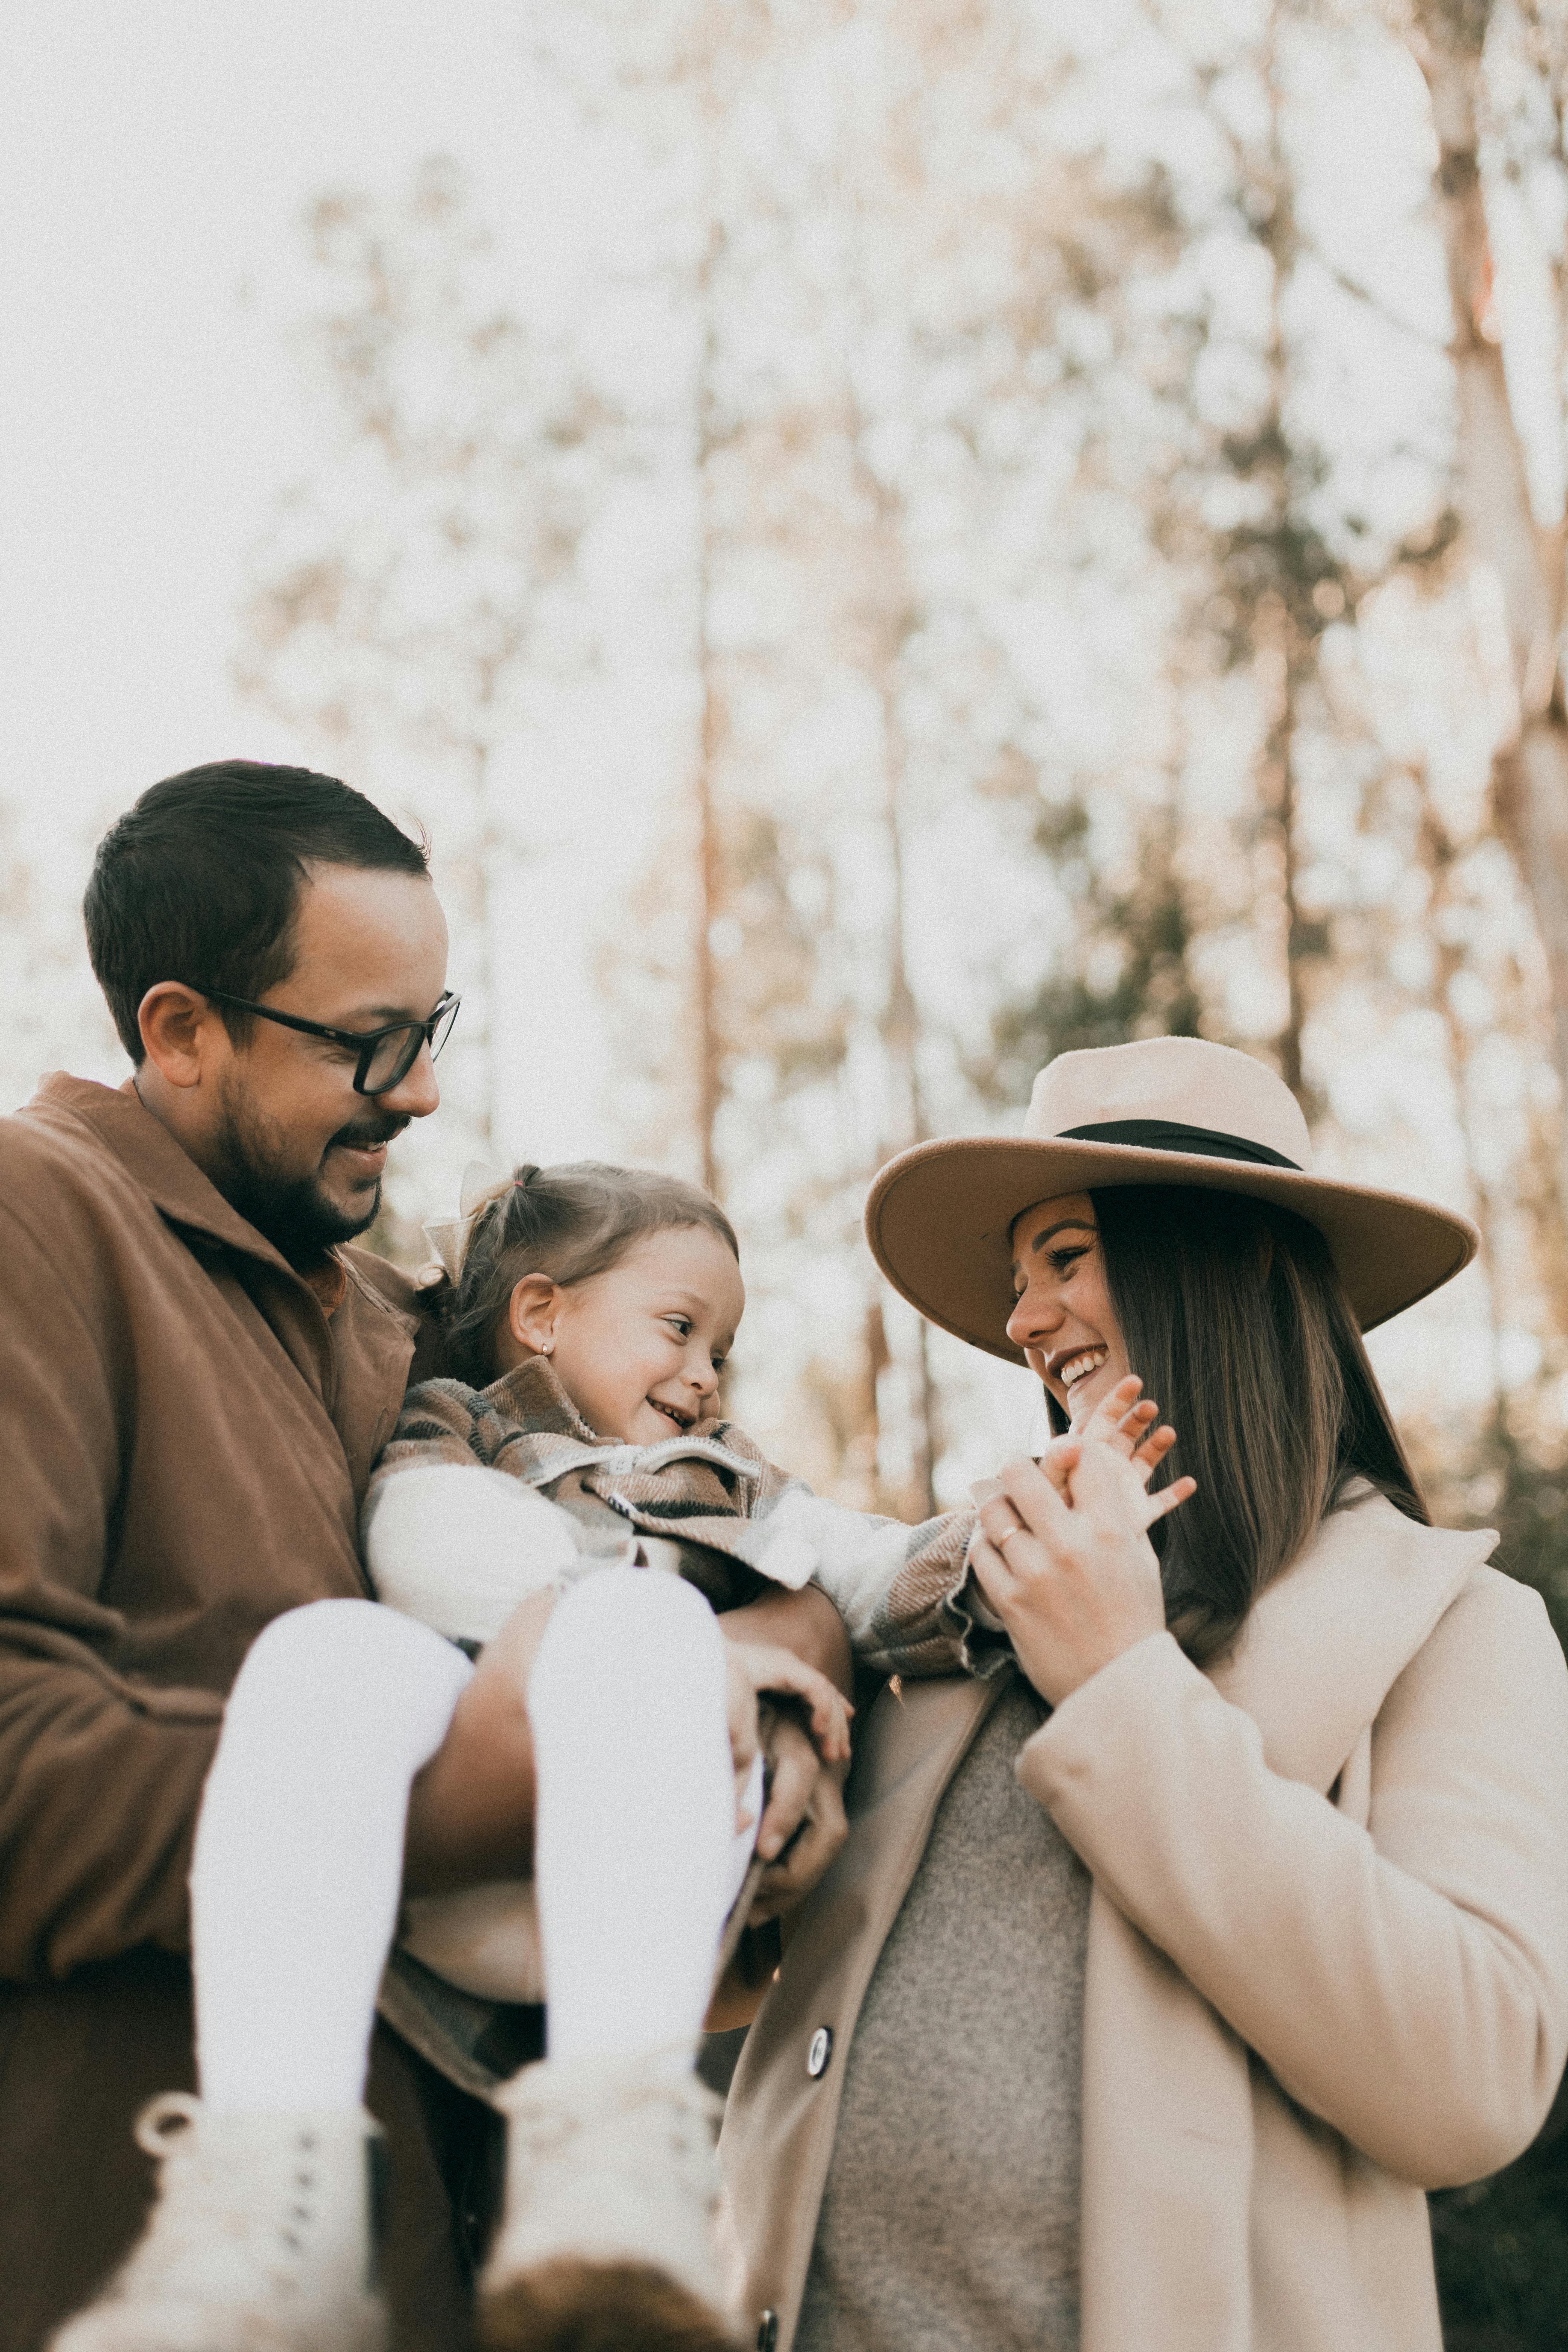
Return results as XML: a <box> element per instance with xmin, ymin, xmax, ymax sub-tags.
<box><xmin>1007</xmin><ymin>1191</ymin><xmax>1129</xmax><ymax>1424</ymax></box>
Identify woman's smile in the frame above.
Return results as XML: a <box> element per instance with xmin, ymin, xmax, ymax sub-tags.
<box><xmin>1007</xmin><ymin>1192</ymin><xmax>1129</xmax><ymax>1418</ymax></box>
<box><xmin>1050</xmin><ymin>1344</ymin><xmax>1109</xmax><ymax>1397</ymax></box>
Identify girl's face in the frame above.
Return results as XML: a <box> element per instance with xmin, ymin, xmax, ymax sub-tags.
<box><xmin>1006</xmin><ymin>1191</ymin><xmax>1129</xmax><ymax>1424</ymax></box>
<box><xmin>520</xmin><ymin>1225</ymin><xmax>746</xmax><ymax>1446</ymax></box>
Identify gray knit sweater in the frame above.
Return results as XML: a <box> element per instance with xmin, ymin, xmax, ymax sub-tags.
<box><xmin>795</xmin><ymin>1673</ymin><xmax>1090</xmax><ymax>2351</ymax></box>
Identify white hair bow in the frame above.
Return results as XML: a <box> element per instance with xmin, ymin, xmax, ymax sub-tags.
<box><xmin>423</xmin><ymin>1159</ymin><xmax>514</xmax><ymax>1282</ymax></box>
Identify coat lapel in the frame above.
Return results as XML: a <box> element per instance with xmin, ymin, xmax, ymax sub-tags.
<box><xmin>1209</xmin><ymin>1490</ymin><xmax>1496</xmax><ymax>1796</ymax></box>
<box><xmin>1080</xmin><ymin>1491</ymin><xmax>1497</xmax><ymax>2352</ymax></box>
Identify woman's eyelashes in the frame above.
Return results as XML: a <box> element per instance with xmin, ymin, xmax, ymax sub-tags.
<box><xmin>1012</xmin><ymin>1243</ymin><xmax>1092</xmax><ymax>1302</ymax></box>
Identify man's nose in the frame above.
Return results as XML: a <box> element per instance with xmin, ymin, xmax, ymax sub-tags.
<box><xmin>378</xmin><ymin>1038</ymin><xmax>441</xmax><ymax>1121</ymax></box>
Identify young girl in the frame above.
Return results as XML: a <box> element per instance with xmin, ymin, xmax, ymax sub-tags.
<box><xmin>58</xmin><ymin>1161</ymin><xmax>1004</xmax><ymax>2352</ymax></box>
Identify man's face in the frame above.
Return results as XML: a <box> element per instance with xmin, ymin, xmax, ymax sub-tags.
<box><xmin>202</xmin><ymin>863</ymin><xmax>449</xmax><ymax>1265</ymax></box>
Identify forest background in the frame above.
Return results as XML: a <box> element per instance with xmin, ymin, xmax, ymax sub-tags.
<box><xmin>6</xmin><ymin>0</ymin><xmax>1568</xmax><ymax>2340</ymax></box>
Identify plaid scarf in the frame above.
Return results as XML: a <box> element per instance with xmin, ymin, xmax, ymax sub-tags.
<box><xmin>371</xmin><ymin>1357</ymin><xmax>978</xmax><ymax>1678</ymax></box>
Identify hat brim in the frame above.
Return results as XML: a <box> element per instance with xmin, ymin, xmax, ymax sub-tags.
<box><xmin>865</xmin><ymin>1135</ymin><xmax>1479</xmax><ymax>1366</ymax></box>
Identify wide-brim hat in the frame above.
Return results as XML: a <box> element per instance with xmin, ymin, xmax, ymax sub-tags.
<box><xmin>865</xmin><ymin>1036</ymin><xmax>1478</xmax><ymax>1366</ymax></box>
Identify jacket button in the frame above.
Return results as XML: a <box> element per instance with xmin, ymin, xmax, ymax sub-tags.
<box><xmin>758</xmin><ymin>2314</ymin><xmax>779</xmax><ymax>2352</ymax></box>
<box><xmin>807</xmin><ymin>2026</ymin><xmax>833</xmax><ymax>2079</ymax></box>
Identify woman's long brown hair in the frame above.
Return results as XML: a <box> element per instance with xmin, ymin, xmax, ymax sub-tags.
<box><xmin>1044</xmin><ymin>1184</ymin><xmax>1429</xmax><ymax>1667</ymax></box>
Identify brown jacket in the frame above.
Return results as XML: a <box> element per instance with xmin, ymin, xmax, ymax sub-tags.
<box><xmin>0</xmin><ymin>1075</ymin><xmax>498</xmax><ymax>2352</ymax></box>
<box><xmin>0</xmin><ymin>1073</ymin><xmax>434</xmax><ymax>1976</ymax></box>
<box><xmin>721</xmin><ymin>1494</ymin><xmax>1568</xmax><ymax>2352</ymax></box>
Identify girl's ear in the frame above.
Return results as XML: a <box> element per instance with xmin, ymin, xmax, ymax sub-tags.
<box><xmin>508</xmin><ymin>1273</ymin><xmax>562</xmax><ymax>1357</ymax></box>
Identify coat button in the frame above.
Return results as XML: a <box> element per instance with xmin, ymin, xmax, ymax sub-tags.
<box><xmin>757</xmin><ymin>2313</ymin><xmax>779</xmax><ymax>2352</ymax></box>
<box><xmin>807</xmin><ymin>2026</ymin><xmax>833</xmax><ymax>2078</ymax></box>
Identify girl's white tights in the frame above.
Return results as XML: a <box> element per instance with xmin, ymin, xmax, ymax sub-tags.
<box><xmin>190</xmin><ymin>1570</ymin><xmax>755</xmax><ymax>2113</ymax></box>
<box><xmin>530</xmin><ymin>1565</ymin><xmax>749</xmax><ymax>2067</ymax></box>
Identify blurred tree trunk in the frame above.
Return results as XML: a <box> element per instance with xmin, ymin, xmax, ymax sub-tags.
<box><xmin>693</xmin><ymin>224</ymin><xmax>726</xmax><ymax>1201</ymax></box>
<box><xmin>1411</xmin><ymin>10</ymin><xmax>1568</xmax><ymax>1221</ymax></box>
<box><xmin>1259</xmin><ymin>24</ymin><xmax>1312</xmax><ymax>1101</ymax></box>
<box><xmin>851</xmin><ymin>407</ymin><xmax>940</xmax><ymax>1516</ymax></box>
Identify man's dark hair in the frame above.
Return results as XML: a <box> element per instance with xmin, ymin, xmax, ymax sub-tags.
<box><xmin>85</xmin><ymin>760</ymin><xmax>430</xmax><ymax>1062</ymax></box>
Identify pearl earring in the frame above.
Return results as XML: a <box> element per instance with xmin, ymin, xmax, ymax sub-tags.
<box><xmin>540</xmin><ymin>1336</ymin><xmax>554</xmax><ymax>1358</ymax></box>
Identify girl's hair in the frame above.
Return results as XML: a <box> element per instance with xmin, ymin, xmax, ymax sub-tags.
<box><xmin>444</xmin><ymin>1160</ymin><xmax>740</xmax><ymax>1389</ymax></box>
<box><xmin>1043</xmin><ymin>1184</ymin><xmax>1428</xmax><ymax>1667</ymax></box>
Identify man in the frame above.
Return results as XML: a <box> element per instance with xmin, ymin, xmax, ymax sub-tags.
<box><xmin>0</xmin><ymin>761</ymin><xmax>481</xmax><ymax>2352</ymax></box>
<box><xmin>0</xmin><ymin>759</ymin><xmax>849</xmax><ymax>2352</ymax></box>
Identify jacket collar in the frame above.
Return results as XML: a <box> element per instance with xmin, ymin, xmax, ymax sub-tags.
<box><xmin>482</xmin><ymin>1356</ymin><xmax>763</xmax><ymax>1483</ymax></box>
<box><xmin>1210</xmin><ymin>1485</ymin><xmax>1497</xmax><ymax>1794</ymax></box>
<box><xmin>34</xmin><ymin>1073</ymin><xmax>321</xmax><ymax>1281</ymax></box>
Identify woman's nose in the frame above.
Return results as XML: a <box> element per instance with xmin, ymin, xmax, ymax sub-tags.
<box><xmin>1006</xmin><ymin>1280</ymin><xmax>1061</xmax><ymax>1353</ymax></box>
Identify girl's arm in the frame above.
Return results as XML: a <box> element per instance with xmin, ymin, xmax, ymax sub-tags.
<box><xmin>363</xmin><ymin>1461</ymin><xmax>580</xmax><ymax>1645</ymax></box>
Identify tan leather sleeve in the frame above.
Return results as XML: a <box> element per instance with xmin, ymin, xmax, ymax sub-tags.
<box><xmin>1017</xmin><ymin>1579</ymin><xmax>1568</xmax><ymax>2187</ymax></box>
<box><xmin>0</xmin><ymin>1200</ymin><xmax>220</xmax><ymax>1979</ymax></box>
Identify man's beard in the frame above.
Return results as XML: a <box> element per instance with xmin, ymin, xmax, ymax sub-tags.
<box><xmin>209</xmin><ymin>1082</ymin><xmax>407</xmax><ymax>1269</ymax></box>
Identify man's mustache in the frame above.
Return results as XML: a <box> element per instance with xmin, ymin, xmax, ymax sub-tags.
<box><xmin>328</xmin><ymin>1115</ymin><xmax>410</xmax><ymax>1153</ymax></box>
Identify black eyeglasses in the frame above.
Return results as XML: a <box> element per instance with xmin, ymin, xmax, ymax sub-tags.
<box><xmin>183</xmin><ymin>985</ymin><xmax>461</xmax><ymax>1096</ymax></box>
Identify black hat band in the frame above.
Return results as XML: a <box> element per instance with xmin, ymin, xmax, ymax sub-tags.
<box><xmin>1058</xmin><ymin>1118</ymin><xmax>1303</xmax><ymax>1172</ymax></box>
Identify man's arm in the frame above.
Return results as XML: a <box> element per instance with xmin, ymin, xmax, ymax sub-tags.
<box><xmin>720</xmin><ymin>1580</ymin><xmax>853</xmax><ymax>1698</ymax></box>
<box><xmin>0</xmin><ymin>1198</ymin><xmax>223</xmax><ymax>1979</ymax></box>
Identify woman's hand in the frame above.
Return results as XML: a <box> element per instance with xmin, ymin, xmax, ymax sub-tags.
<box><xmin>971</xmin><ymin>1436</ymin><xmax>1194</xmax><ymax>1708</ymax></box>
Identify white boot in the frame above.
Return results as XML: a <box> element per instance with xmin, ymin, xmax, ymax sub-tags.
<box><xmin>478</xmin><ymin>2052</ymin><xmax>740</xmax><ymax>2351</ymax></box>
<box><xmin>48</xmin><ymin>2094</ymin><xmax>388</xmax><ymax>2352</ymax></box>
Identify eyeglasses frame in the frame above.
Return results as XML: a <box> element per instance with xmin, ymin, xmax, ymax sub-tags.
<box><xmin>177</xmin><ymin>983</ymin><xmax>461</xmax><ymax>1096</ymax></box>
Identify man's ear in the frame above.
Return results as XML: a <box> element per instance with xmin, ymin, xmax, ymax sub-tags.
<box><xmin>507</xmin><ymin>1273</ymin><xmax>563</xmax><ymax>1357</ymax></box>
<box><xmin>137</xmin><ymin>984</ymin><xmax>223</xmax><ymax>1091</ymax></box>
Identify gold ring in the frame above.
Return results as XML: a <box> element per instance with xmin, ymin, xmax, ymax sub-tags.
<box><xmin>997</xmin><ymin>1524</ymin><xmax>1026</xmax><ymax>1549</ymax></box>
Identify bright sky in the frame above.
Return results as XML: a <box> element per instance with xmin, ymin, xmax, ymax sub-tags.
<box><xmin>3</xmin><ymin>6</ymin><xmax>566</xmax><ymax>805</ymax></box>
<box><xmin>0</xmin><ymin>3</ymin><xmax>646</xmax><ymax>1156</ymax></box>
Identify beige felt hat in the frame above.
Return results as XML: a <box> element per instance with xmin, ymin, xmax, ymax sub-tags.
<box><xmin>865</xmin><ymin>1036</ymin><xmax>1478</xmax><ymax>1365</ymax></box>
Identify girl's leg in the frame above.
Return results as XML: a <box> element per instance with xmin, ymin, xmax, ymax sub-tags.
<box><xmin>191</xmin><ymin>1596</ymin><xmax>473</xmax><ymax>2113</ymax></box>
<box><xmin>526</xmin><ymin>1564</ymin><xmax>749</xmax><ymax>2064</ymax></box>
<box><xmin>52</xmin><ymin>1600</ymin><xmax>476</xmax><ymax>2352</ymax></box>
<box><xmin>479</xmin><ymin>1567</ymin><xmax>752</xmax><ymax>2352</ymax></box>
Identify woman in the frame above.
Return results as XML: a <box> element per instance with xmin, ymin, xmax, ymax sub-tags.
<box><xmin>720</xmin><ymin>1034</ymin><xmax>1568</xmax><ymax>2352</ymax></box>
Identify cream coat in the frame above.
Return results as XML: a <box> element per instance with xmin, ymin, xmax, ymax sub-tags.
<box><xmin>720</xmin><ymin>1494</ymin><xmax>1568</xmax><ymax>2352</ymax></box>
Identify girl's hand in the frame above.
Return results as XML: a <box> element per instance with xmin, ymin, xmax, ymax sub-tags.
<box><xmin>1010</xmin><ymin>1373</ymin><xmax>1181</xmax><ymax>1509</ymax></box>
<box><xmin>746</xmin><ymin>1711</ymin><xmax>850</xmax><ymax>1916</ymax></box>
<box><xmin>970</xmin><ymin>1440</ymin><xmax>1194</xmax><ymax>1708</ymax></box>
<box><xmin>723</xmin><ymin>1639</ymin><xmax>853</xmax><ymax>1841</ymax></box>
